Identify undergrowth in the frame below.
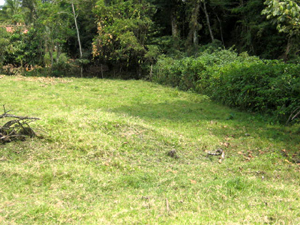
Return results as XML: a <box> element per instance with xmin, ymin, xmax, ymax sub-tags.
<box><xmin>152</xmin><ymin>49</ymin><xmax>300</xmax><ymax>124</ymax></box>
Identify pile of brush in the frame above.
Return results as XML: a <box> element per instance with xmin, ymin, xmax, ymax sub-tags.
<box><xmin>0</xmin><ymin>105</ymin><xmax>40</xmax><ymax>143</ymax></box>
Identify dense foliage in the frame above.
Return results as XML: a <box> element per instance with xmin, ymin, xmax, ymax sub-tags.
<box><xmin>0</xmin><ymin>0</ymin><xmax>300</xmax><ymax>76</ymax></box>
<box><xmin>152</xmin><ymin>49</ymin><xmax>300</xmax><ymax>123</ymax></box>
<box><xmin>92</xmin><ymin>0</ymin><xmax>155</xmax><ymax>76</ymax></box>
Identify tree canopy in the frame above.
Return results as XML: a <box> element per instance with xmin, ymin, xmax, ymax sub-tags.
<box><xmin>0</xmin><ymin>0</ymin><xmax>299</xmax><ymax>77</ymax></box>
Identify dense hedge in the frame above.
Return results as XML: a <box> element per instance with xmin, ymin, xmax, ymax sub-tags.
<box><xmin>152</xmin><ymin>50</ymin><xmax>300</xmax><ymax>123</ymax></box>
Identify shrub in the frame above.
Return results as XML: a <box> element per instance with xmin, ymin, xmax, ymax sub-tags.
<box><xmin>206</xmin><ymin>60</ymin><xmax>300</xmax><ymax>122</ymax></box>
<box><xmin>152</xmin><ymin>49</ymin><xmax>300</xmax><ymax>123</ymax></box>
<box><xmin>152</xmin><ymin>49</ymin><xmax>249</xmax><ymax>91</ymax></box>
<box><xmin>44</xmin><ymin>53</ymin><xmax>72</xmax><ymax>77</ymax></box>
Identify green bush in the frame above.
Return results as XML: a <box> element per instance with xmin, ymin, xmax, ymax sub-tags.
<box><xmin>153</xmin><ymin>49</ymin><xmax>237</xmax><ymax>90</ymax></box>
<box><xmin>207</xmin><ymin>60</ymin><xmax>300</xmax><ymax>122</ymax></box>
<box><xmin>44</xmin><ymin>52</ymin><xmax>71</xmax><ymax>77</ymax></box>
<box><xmin>152</xmin><ymin>49</ymin><xmax>300</xmax><ymax>123</ymax></box>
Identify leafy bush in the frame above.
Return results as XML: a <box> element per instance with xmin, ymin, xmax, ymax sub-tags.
<box><xmin>152</xmin><ymin>49</ymin><xmax>247</xmax><ymax>91</ymax></box>
<box><xmin>207</xmin><ymin>60</ymin><xmax>300</xmax><ymax>122</ymax></box>
<box><xmin>44</xmin><ymin>53</ymin><xmax>71</xmax><ymax>77</ymax></box>
<box><xmin>152</xmin><ymin>49</ymin><xmax>300</xmax><ymax>123</ymax></box>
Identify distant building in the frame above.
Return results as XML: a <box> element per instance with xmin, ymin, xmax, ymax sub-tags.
<box><xmin>6</xmin><ymin>26</ymin><xmax>13</xmax><ymax>33</ymax></box>
<box><xmin>4</xmin><ymin>24</ymin><xmax>28</xmax><ymax>34</ymax></box>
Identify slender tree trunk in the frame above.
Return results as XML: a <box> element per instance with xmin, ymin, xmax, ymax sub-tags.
<box><xmin>45</xmin><ymin>26</ymin><xmax>54</xmax><ymax>73</ymax></box>
<box><xmin>171</xmin><ymin>8</ymin><xmax>180</xmax><ymax>49</ymax></box>
<box><xmin>187</xmin><ymin>0</ymin><xmax>201</xmax><ymax>48</ymax></box>
<box><xmin>215</xmin><ymin>13</ymin><xmax>224</xmax><ymax>45</ymax></box>
<box><xmin>56</xmin><ymin>43</ymin><xmax>61</xmax><ymax>63</ymax></box>
<box><xmin>149</xmin><ymin>64</ymin><xmax>153</xmax><ymax>80</ymax></box>
<box><xmin>49</xmin><ymin>44</ymin><xmax>53</xmax><ymax>69</ymax></box>
<box><xmin>193</xmin><ymin>1</ymin><xmax>200</xmax><ymax>47</ymax></box>
<box><xmin>283</xmin><ymin>36</ymin><xmax>292</xmax><ymax>62</ymax></box>
<box><xmin>171</xmin><ymin>12</ymin><xmax>178</xmax><ymax>38</ymax></box>
<box><xmin>100</xmin><ymin>64</ymin><xmax>104</xmax><ymax>79</ymax></box>
<box><xmin>72</xmin><ymin>3</ymin><xmax>83</xmax><ymax>77</ymax></box>
<box><xmin>202</xmin><ymin>0</ymin><xmax>214</xmax><ymax>42</ymax></box>
<box><xmin>48</xmin><ymin>47</ymin><xmax>53</xmax><ymax>76</ymax></box>
<box><xmin>193</xmin><ymin>30</ymin><xmax>198</xmax><ymax>46</ymax></box>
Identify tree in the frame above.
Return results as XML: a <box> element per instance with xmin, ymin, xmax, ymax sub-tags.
<box><xmin>185</xmin><ymin>0</ymin><xmax>202</xmax><ymax>49</ymax></box>
<box><xmin>202</xmin><ymin>0</ymin><xmax>215</xmax><ymax>42</ymax></box>
<box><xmin>0</xmin><ymin>28</ymin><xmax>10</xmax><ymax>69</ymax></box>
<box><xmin>92</xmin><ymin>0</ymin><xmax>155</xmax><ymax>76</ymax></box>
<box><xmin>262</xmin><ymin>0</ymin><xmax>300</xmax><ymax>35</ymax></box>
<box><xmin>1</xmin><ymin>0</ymin><xmax>25</xmax><ymax>24</ymax></box>
<box><xmin>262</xmin><ymin>0</ymin><xmax>300</xmax><ymax>60</ymax></box>
<box><xmin>35</xmin><ymin>0</ymin><xmax>74</xmax><ymax>70</ymax></box>
<box><xmin>225</xmin><ymin>0</ymin><xmax>286</xmax><ymax>58</ymax></box>
<box><xmin>21</xmin><ymin>0</ymin><xmax>38</xmax><ymax>25</ymax></box>
<box><xmin>71</xmin><ymin>2</ymin><xmax>83</xmax><ymax>76</ymax></box>
<box><xmin>69</xmin><ymin>0</ymin><xmax>97</xmax><ymax>56</ymax></box>
<box><xmin>150</xmin><ymin>0</ymin><xmax>185</xmax><ymax>51</ymax></box>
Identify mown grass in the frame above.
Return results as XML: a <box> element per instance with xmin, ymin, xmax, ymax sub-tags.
<box><xmin>0</xmin><ymin>75</ymin><xmax>300</xmax><ymax>224</ymax></box>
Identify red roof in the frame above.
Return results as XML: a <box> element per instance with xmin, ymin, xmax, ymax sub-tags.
<box><xmin>6</xmin><ymin>26</ymin><xmax>14</xmax><ymax>33</ymax></box>
<box><xmin>5</xmin><ymin>26</ymin><xmax>28</xmax><ymax>34</ymax></box>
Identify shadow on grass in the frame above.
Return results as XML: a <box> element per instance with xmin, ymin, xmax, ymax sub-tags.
<box><xmin>111</xmin><ymin>99</ymin><xmax>300</xmax><ymax>154</ymax></box>
<box><xmin>112</xmin><ymin>100</ymin><xmax>231</xmax><ymax>122</ymax></box>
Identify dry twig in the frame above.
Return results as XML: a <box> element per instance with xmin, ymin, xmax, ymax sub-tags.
<box><xmin>165</xmin><ymin>198</ymin><xmax>170</xmax><ymax>215</ymax></box>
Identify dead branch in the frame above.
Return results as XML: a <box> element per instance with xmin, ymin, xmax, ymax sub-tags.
<box><xmin>206</xmin><ymin>148</ymin><xmax>225</xmax><ymax>163</ymax></box>
<box><xmin>286</xmin><ymin>106</ymin><xmax>300</xmax><ymax>125</ymax></box>
<box><xmin>0</xmin><ymin>106</ymin><xmax>40</xmax><ymax>144</ymax></box>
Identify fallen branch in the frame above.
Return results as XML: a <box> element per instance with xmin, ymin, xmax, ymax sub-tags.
<box><xmin>0</xmin><ymin>105</ymin><xmax>40</xmax><ymax>143</ymax></box>
<box><xmin>207</xmin><ymin>148</ymin><xmax>224</xmax><ymax>156</ymax></box>
<box><xmin>286</xmin><ymin>106</ymin><xmax>300</xmax><ymax>125</ymax></box>
<box><xmin>206</xmin><ymin>148</ymin><xmax>225</xmax><ymax>163</ymax></box>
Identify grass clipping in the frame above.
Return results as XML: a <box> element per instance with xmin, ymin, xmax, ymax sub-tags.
<box><xmin>0</xmin><ymin>106</ymin><xmax>40</xmax><ymax>143</ymax></box>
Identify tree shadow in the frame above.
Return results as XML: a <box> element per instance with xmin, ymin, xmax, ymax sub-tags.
<box><xmin>112</xmin><ymin>100</ymin><xmax>232</xmax><ymax>123</ymax></box>
<box><xmin>111</xmin><ymin>99</ymin><xmax>300</xmax><ymax>155</ymax></box>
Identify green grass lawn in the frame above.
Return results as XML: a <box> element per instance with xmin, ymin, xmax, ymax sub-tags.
<box><xmin>0</xmin><ymin>75</ymin><xmax>300</xmax><ymax>224</ymax></box>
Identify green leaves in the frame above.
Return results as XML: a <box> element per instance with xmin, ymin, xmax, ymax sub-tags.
<box><xmin>208</xmin><ymin>60</ymin><xmax>300</xmax><ymax>122</ymax></box>
<box><xmin>262</xmin><ymin>0</ymin><xmax>300</xmax><ymax>36</ymax></box>
<box><xmin>93</xmin><ymin>0</ymin><xmax>155</xmax><ymax>72</ymax></box>
<box><xmin>153</xmin><ymin>49</ymin><xmax>300</xmax><ymax>123</ymax></box>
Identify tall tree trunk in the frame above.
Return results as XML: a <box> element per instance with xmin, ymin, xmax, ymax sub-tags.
<box><xmin>56</xmin><ymin>43</ymin><xmax>61</xmax><ymax>64</ymax></box>
<box><xmin>45</xmin><ymin>26</ymin><xmax>54</xmax><ymax>71</ymax></box>
<box><xmin>193</xmin><ymin>30</ymin><xmax>198</xmax><ymax>46</ymax></box>
<box><xmin>186</xmin><ymin>0</ymin><xmax>201</xmax><ymax>48</ymax></box>
<box><xmin>215</xmin><ymin>13</ymin><xmax>224</xmax><ymax>45</ymax></box>
<box><xmin>202</xmin><ymin>0</ymin><xmax>214</xmax><ymax>42</ymax></box>
<box><xmin>72</xmin><ymin>3</ymin><xmax>83</xmax><ymax>77</ymax></box>
<box><xmin>282</xmin><ymin>36</ymin><xmax>292</xmax><ymax>62</ymax></box>
<box><xmin>49</xmin><ymin>46</ymin><xmax>53</xmax><ymax>75</ymax></box>
<box><xmin>49</xmin><ymin>42</ymin><xmax>54</xmax><ymax>69</ymax></box>
<box><xmin>171</xmin><ymin>8</ymin><xmax>180</xmax><ymax>49</ymax></box>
